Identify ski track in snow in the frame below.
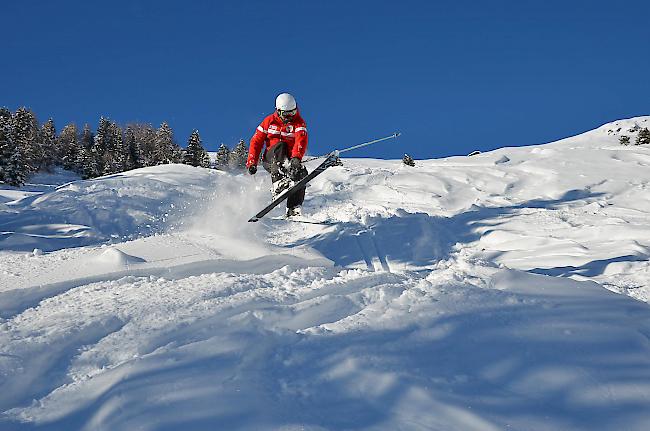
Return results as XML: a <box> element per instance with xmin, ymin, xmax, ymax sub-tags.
<box><xmin>1</xmin><ymin>117</ymin><xmax>650</xmax><ymax>430</ymax></box>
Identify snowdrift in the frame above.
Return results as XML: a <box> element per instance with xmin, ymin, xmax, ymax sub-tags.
<box><xmin>1</xmin><ymin>116</ymin><xmax>650</xmax><ymax>430</ymax></box>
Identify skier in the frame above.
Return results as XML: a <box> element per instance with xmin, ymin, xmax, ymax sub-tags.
<box><xmin>246</xmin><ymin>93</ymin><xmax>309</xmax><ymax>217</ymax></box>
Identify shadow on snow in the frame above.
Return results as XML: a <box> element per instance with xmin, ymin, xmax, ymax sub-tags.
<box><xmin>285</xmin><ymin>189</ymin><xmax>614</xmax><ymax>275</ymax></box>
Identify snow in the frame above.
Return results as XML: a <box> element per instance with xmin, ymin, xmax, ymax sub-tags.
<box><xmin>91</xmin><ymin>247</ymin><xmax>146</xmax><ymax>267</ymax></box>
<box><xmin>1</xmin><ymin>116</ymin><xmax>650</xmax><ymax>430</ymax></box>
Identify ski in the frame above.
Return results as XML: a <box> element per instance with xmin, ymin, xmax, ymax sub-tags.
<box><xmin>248</xmin><ymin>152</ymin><xmax>341</xmax><ymax>222</ymax></box>
<box><xmin>270</xmin><ymin>216</ymin><xmax>337</xmax><ymax>226</ymax></box>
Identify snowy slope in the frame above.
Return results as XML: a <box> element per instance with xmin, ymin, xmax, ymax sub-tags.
<box><xmin>1</xmin><ymin>116</ymin><xmax>650</xmax><ymax>430</ymax></box>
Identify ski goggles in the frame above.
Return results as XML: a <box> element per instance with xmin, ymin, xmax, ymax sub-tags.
<box><xmin>277</xmin><ymin>108</ymin><xmax>297</xmax><ymax>118</ymax></box>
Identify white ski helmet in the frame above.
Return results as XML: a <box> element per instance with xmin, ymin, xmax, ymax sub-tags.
<box><xmin>275</xmin><ymin>93</ymin><xmax>297</xmax><ymax>111</ymax></box>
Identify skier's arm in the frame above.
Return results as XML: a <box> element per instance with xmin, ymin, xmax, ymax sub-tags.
<box><xmin>247</xmin><ymin>124</ymin><xmax>267</xmax><ymax>167</ymax></box>
<box><xmin>291</xmin><ymin>125</ymin><xmax>308</xmax><ymax>159</ymax></box>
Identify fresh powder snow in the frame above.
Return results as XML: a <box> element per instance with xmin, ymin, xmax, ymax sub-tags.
<box><xmin>1</xmin><ymin>117</ymin><xmax>650</xmax><ymax>430</ymax></box>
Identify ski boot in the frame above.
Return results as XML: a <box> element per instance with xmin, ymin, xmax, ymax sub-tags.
<box><xmin>271</xmin><ymin>177</ymin><xmax>292</xmax><ymax>200</ymax></box>
<box><xmin>286</xmin><ymin>206</ymin><xmax>302</xmax><ymax>218</ymax></box>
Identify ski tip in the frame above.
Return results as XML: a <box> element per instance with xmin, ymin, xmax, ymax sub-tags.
<box><xmin>394</xmin><ymin>131</ymin><xmax>402</xmax><ymax>138</ymax></box>
<box><xmin>248</xmin><ymin>217</ymin><xmax>259</xmax><ymax>223</ymax></box>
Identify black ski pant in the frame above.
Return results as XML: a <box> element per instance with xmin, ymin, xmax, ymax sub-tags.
<box><xmin>262</xmin><ymin>141</ymin><xmax>308</xmax><ymax>209</ymax></box>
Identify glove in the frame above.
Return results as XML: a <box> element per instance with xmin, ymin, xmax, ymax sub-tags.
<box><xmin>248</xmin><ymin>165</ymin><xmax>257</xmax><ymax>175</ymax></box>
<box><xmin>289</xmin><ymin>157</ymin><xmax>302</xmax><ymax>180</ymax></box>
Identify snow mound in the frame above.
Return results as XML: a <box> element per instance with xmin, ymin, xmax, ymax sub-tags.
<box><xmin>0</xmin><ymin>164</ymin><xmax>266</xmax><ymax>252</ymax></box>
<box><xmin>92</xmin><ymin>247</ymin><xmax>146</xmax><ymax>267</ymax></box>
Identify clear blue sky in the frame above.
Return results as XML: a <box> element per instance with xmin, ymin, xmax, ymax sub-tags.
<box><xmin>3</xmin><ymin>1</ymin><xmax>649</xmax><ymax>159</ymax></box>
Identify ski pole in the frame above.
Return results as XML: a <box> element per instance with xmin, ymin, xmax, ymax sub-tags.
<box><xmin>337</xmin><ymin>132</ymin><xmax>401</xmax><ymax>155</ymax></box>
<box><xmin>303</xmin><ymin>132</ymin><xmax>401</xmax><ymax>163</ymax></box>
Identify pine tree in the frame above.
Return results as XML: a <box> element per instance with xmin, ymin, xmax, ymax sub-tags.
<box><xmin>3</xmin><ymin>109</ymin><xmax>30</xmax><ymax>186</ymax></box>
<box><xmin>0</xmin><ymin>107</ymin><xmax>13</xmax><ymax>182</ymax></box>
<box><xmin>75</xmin><ymin>123</ymin><xmax>96</xmax><ymax>177</ymax></box>
<box><xmin>58</xmin><ymin>124</ymin><xmax>79</xmax><ymax>171</ymax></box>
<box><xmin>129</xmin><ymin>124</ymin><xmax>156</xmax><ymax>167</ymax></box>
<box><xmin>154</xmin><ymin>122</ymin><xmax>171</xmax><ymax>164</ymax></box>
<box><xmin>183</xmin><ymin>130</ymin><xmax>210</xmax><ymax>167</ymax></box>
<box><xmin>154</xmin><ymin>122</ymin><xmax>182</xmax><ymax>164</ymax></box>
<box><xmin>215</xmin><ymin>143</ymin><xmax>231</xmax><ymax>170</ymax></box>
<box><xmin>124</xmin><ymin>126</ymin><xmax>142</xmax><ymax>171</ymax></box>
<box><xmin>80</xmin><ymin>123</ymin><xmax>94</xmax><ymax>150</ymax></box>
<box><xmin>41</xmin><ymin>118</ymin><xmax>57</xmax><ymax>171</ymax></box>
<box><xmin>402</xmin><ymin>153</ymin><xmax>415</xmax><ymax>167</ymax></box>
<box><xmin>229</xmin><ymin>139</ymin><xmax>248</xmax><ymax>170</ymax></box>
<box><xmin>619</xmin><ymin>135</ymin><xmax>631</xmax><ymax>145</ymax></box>
<box><xmin>103</xmin><ymin>121</ymin><xmax>126</xmax><ymax>174</ymax></box>
<box><xmin>5</xmin><ymin>147</ymin><xmax>29</xmax><ymax>186</ymax></box>
<box><xmin>76</xmin><ymin>146</ymin><xmax>97</xmax><ymax>179</ymax></box>
<box><xmin>200</xmin><ymin>150</ymin><xmax>211</xmax><ymax>168</ymax></box>
<box><xmin>12</xmin><ymin>107</ymin><xmax>41</xmax><ymax>175</ymax></box>
<box><xmin>636</xmin><ymin>128</ymin><xmax>650</xmax><ymax>146</ymax></box>
<box><xmin>171</xmin><ymin>140</ymin><xmax>183</xmax><ymax>164</ymax></box>
<box><xmin>91</xmin><ymin>117</ymin><xmax>111</xmax><ymax>176</ymax></box>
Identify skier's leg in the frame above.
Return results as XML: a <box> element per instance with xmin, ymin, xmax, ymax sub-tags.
<box><xmin>263</xmin><ymin>142</ymin><xmax>293</xmax><ymax>199</ymax></box>
<box><xmin>263</xmin><ymin>142</ymin><xmax>289</xmax><ymax>182</ymax></box>
<box><xmin>287</xmin><ymin>165</ymin><xmax>308</xmax><ymax>210</ymax></box>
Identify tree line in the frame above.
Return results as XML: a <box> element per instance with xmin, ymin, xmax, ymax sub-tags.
<box><xmin>618</xmin><ymin>125</ymin><xmax>650</xmax><ymax>146</ymax></box>
<box><xmin>0</xmin><ymin>106</ymin><xmax>249</xmax><ymax>187</ymax></box>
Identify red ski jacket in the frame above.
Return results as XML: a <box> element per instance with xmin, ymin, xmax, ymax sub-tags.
<box><xmin>246</xmin><ymin>110</ymin><xmax>308</xmax><ymax>168</ymax></box>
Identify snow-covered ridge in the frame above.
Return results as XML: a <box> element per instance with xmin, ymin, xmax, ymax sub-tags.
<box><xmin>534</xmin><ymin>115</ymin><xmax>649</xmax><ymax>149</ymax></box>
<box><xmin>1</xmin><ymin>116</ymin><xmax>650</xmax><ymax>430</ymax></box>
<box><xmin>598</xmin><ymin>115</ymin><xmax>650</xmax><ymax>141</ymax></box>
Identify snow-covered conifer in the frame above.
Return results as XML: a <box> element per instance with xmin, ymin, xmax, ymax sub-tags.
<box><xmin>171</xmin><ymin>141</ymin><xmax>183</xmax><ymax>164</ymax></box>
<box><xmin>619</xmin><ymin>135</ymin><xmax>631</xmax><ymax>145</ymax></box>
<box><xmin>76</xmin><ymin>146</ymin><xmax>97</xmax><ymax>179</ymax></box>
<box><xmin>41</xmin><ymin>118</ymin><xmax>57</xmax><ymax>170</ymax></box>
<box><xmin>0</xmin><ymin>108</ymin><xmax>10</xmax><ymax>122</ymax></box>
<box><xmin>92</xmin><ymin>117</ymin><xmax>111</xmax><ymax>176</ymax></box>
<box><xmin>12</xmin><ymin>107</ymin><xmax>41</xmax><ymax>175</ymax></box>
<box><xmin>124</xmin><ymin>126</ymin><xmax>142</xmax><ymax>171</ymax></box>
<box><xmin>80</xmin><ymin>124</ymin><xmax>94</xmax><ymax>150</ymax></box>
<box><xmin>402</xmin><ymin>154</ymin><xmax>415</xmax><ymax>167</ymax></box>
<box><xmin>200</xmin><ymin>151</ymin><xmax>211</xmax><ymax>168</ymax></box>
<box><xmin>636</xmin><ymin>128</ymin><xmax>650</xmax><ymax>146</ymax></box>
<box><xmin>154</xmin><ymin>122</ymin><xmax>182</xmax><ymax>164</ymax></box>
<box><xmin>58</xmin><ymin>124</ymin><xmax>79</xmax><ymax>171</ymax></box>
<box><xmin>75</xmin><ymin>124</ymin><xmax>96</xmax><ymax>177</ymax></box>
<box><xmin>128</xmin><ymin>124</ymin><xmax>156</xmax><ymax>167</ymax></box>
<box><xmin>0</xmin><ymin>108</ymin><xmax>13</xmax><ymax>182</ymax></box>
<box><xmin>5</xmin><ymin>147</ymin><xmax>29</xmax><ymax>186</ymax></box>
<box><xmin>103</xmin><ymin>122</ymin><xmax>126</xmax><ymax>174</ymax></box>
<box><xmin>183</xmin><ymin>130</ymin><xmax>209</xmax><ymax>167</ymax></box>
<box><xmin>215</xmin><ymin>143</ymin><xmax>231</xmax><ymax>170</ymax></box>
<box><xmin>229</xmin><ymin>139</ymin><xmax>248</xmax><ymax>170</ymax></box>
